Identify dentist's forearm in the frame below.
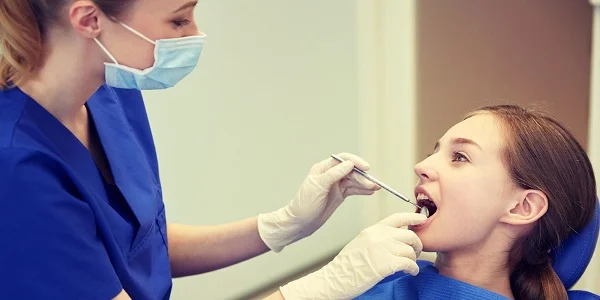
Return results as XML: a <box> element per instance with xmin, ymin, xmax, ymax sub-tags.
<box><xmin>167</xmin><ymin>217</ymin><xmax>270</xmax><ymax>277</ymax></box>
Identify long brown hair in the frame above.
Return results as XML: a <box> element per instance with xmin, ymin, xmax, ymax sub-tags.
<box><xmin>465</xmin><ymin>105</ymin><xmax>597</xmax><ymax>300</ymax></box>
<box><xmin>0</xmin><ymin>0</ymin><xmax>135</xmax><ymax>88</ymax></box>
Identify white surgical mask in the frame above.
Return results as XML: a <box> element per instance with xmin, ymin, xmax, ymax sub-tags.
<box><xmin>94</xmin><ymin>22</ymin><xmax>206</xmax><ymax>90</ymax></box>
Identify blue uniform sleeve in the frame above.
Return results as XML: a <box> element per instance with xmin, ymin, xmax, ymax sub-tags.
<box><xmin>0</xmin><ymin>149</ymin><xmax>123</xmax><ymax>299</ymax></box>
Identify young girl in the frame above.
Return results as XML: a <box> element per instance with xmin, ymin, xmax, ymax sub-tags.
<box><xmin>356</xmin><ymin>105</ymin><xmax>597</xmax><ymax>300</ymax></box>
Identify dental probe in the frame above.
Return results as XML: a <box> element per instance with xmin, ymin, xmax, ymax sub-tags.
<box><xmin>330</xmin><ymin>154</ymin><xmax>427</xmax><ymax>215</ymax></box>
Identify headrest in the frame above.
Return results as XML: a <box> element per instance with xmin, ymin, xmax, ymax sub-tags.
<box><xmin>551</xmin><ymin>197</ymin><xmax>600</xmax><ymax>290</ymax></box>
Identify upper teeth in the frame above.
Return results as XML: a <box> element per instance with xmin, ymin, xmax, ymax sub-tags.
<box><xmin>417</xmin><ymin>193</ymin><xmax>429</xmax><ymax>201</ymax></box>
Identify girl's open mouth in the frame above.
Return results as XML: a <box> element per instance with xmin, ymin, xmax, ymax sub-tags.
<box><xmin>415</xmin><ymin>193</ymin><xmax>438</xmax><ymax>217</ymax></box>
<box><xmin>410</xmin><ymin>193</ymin><xmax>438</xmax><ymax>230</ymax></box>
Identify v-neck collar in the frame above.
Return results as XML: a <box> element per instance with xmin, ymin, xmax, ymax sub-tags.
<box><xmin>86</xmin><ymin>86</ymin><xmax>158</xmax><ymax>250</ymax></box>
<box><xmin>18</xmin><ymin>86</ymin><xmax>157</xmax><ymax>251</ymax></box>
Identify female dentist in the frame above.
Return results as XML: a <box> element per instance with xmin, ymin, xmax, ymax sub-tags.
<box><xmin>0</xmin><ymin>1</ymin><xmax>426</xmax><ymax>299</ymax></box>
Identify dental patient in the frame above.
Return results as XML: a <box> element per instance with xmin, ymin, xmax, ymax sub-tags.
<box><xmin>357</xmin><ymin>105</ymin><xmax>597</xmax><ymax>300</ymax></box>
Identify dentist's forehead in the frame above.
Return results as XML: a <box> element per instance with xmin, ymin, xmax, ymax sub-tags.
<box><xmin>130</xmin><ymin>0</ymin><xmax>198</xmax><ymax>13</ymax></box>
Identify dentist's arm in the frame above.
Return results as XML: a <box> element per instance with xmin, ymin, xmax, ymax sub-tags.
<box><xmin>167</xmin><ymin>153</ymin><xmax>380</xmax><ymax>277</ymax></box>
<box><xmin>264</xmin><ymin>291</ymin><xmax>285</xmax><ymax>300</ymax></box>
<box><xmin>167</xmin><ymin>218</ymin><xmax>269</xmax><ymax>277</ymax></box>
<box><xmin>112</xmin><ymin>290</ymin><xmax>131</xmax><ymax>300</ymax></box>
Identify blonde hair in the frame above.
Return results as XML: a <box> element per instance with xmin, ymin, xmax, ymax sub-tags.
<box><xmin>0</xmin><ymin>0</ymin><xmax>135</xmax><ymax>89</ymax></box>
<box><xmin>0</xmin><ymin>1</ymin><xmax>44</xmax><ymax>88</ymax></box>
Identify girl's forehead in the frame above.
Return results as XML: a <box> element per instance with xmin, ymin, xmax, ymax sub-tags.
<box><xmin>440</xmin><ymin>114</ymin><xmax>505</xmax><ymax>153</ymax></box>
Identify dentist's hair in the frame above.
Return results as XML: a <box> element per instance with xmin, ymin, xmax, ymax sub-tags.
<box><xmin>0</xmin><ymin>0</ymin><xmax>133</xmax><ymax>88</ymax></box>
<box><xmin>465</xmin><ymin>105</ymin><xmax>597</xmax><ymax>300</ymax></box>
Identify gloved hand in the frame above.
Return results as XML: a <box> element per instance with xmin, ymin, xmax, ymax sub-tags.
<box><xmin>257</xmin><ymin>153</ymin><xmax>380</xmax><ymax>252</ymax></box>
<box><xmin>279</xmin><ymin>213</ymin><xmax>427</xmax><ymax>300</ymax></box>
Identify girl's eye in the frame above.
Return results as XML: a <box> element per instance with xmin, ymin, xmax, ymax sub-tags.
<box><xmin>172</xmin><ymin>19</ymin><xmax>191</xmax><ymax>28</ymax></box>
<box><xmin>452</xmin><ymin>152</ymin><xmax>469</xmax><ymax>162</ymax></box>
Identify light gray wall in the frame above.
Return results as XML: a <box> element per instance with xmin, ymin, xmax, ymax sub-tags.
<box><xmin>142</xmin><ymin>1</ymin><xmax>370</xmax><ymax>299</ymax></box>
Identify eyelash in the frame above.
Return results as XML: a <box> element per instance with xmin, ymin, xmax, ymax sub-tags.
<box><xmin>452</xmin><ymin>151</ymin><xmax>469</xmax><ymax>162</ymax></box>
<box><xmin>425</xmin><ymin>151</ymin><xmax>469</xmax><ymax>163</ymax></box>
<box><xmin>172</xmin><ymin>19</ymin><xmax>191</xmax><ymax>28</ymax></box>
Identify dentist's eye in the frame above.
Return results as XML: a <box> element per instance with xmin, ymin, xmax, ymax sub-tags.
<box><xmin>452</xmin><ymin>152</ymin><xmax>469</xmax><ymax>162</ymax></box>
<box><xmin>172</xmin><ymin>19</ymin><xmax>191</xmax><ymax>28</ymax></box>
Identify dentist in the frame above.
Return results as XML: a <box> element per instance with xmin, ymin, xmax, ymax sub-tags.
<box><xmin>0</xmin><ymin>1</ymin><xmax>426</xmax><ymax>299</ymax></box>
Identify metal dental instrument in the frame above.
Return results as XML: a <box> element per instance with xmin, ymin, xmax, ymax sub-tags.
<box><xmin>330</xmin><ymin>154</ymin><xmax>423</xmax><ymax>210</ymax></box>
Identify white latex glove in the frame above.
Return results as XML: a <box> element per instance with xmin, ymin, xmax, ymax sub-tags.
<box><xmin>257</xmin><ymin>153</ymin><xmax>380</xmax><ymax>252</ymax></box>
<box><xmin>279</xmin><ymin>213</ymin><xmax>427</xmax><ymax>300</ymax></box>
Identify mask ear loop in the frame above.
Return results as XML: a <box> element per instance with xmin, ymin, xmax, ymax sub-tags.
<box><xmin>118</xmin><ymin>22</ymin><xmax>156</xmax><ymax>45</ymax></box>
<box><xmin>94</xmin><ymin>38</ymin><xmax>119</xmax><ymax>65</ymax></box>
<box><xmin>93</xmin><ymin>20</ymin><xmax>156</xmax><ymax>65</ymax></box>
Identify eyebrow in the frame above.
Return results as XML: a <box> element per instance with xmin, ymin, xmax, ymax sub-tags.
<box><xmin>173</xmin><ymin>0</ymin><xmax>198</xmax><ymax>13</ymax></box>
<box><xmin>433</xmin><ymin>137</ymin><xmax>482</xmax><ymax>152</ymax></box>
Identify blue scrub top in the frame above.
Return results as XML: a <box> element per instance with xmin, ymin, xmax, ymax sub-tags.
<box><xmin>0</xmin><ymin>85</ymin><xmax>172</xmax><ymax>299</ymax></box>
<box><xmin>356</xmin><ymin>261</ymin><xmax>509</xmax><ymax>299</ymax></box>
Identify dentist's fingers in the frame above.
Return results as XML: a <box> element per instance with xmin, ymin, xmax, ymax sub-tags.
<box><xmin>346</xmin><ymin>172</ymin><xmax>380</xmax><ymax>190</ymax></box>
<box><xmin>379</xmin><ymin>213</ymin><xmax>427</xmax><ymax>228</ymax></box>
<box><xmin>392</xmin><ymin>230</ymin><xmax>423</xmax><ymax>257</ymax></box>
<box><xmin>386</xmin><ymin>241</ymin><xmax>418</xmax><ymax>262</ymax></box>
<box><xmin>378</xmin><ymin>213</ymin><xmax>425</xmax><ymax>254</ymax></box>
<box><xmin>342</xmin><ymin>187</ymin><xmax>377</xmax><ymax>197</ymax></box>
<box><xmin>339</xmin><ymin>175</ymin><xmax>380</xmax><ymax>191</ymax></box>
<box><xmin>322</xmin><ymin>152</ymin><xmax>370</xmax><ymax>171</ymax></box>
<box><xmin>335</xmin><ymin>152</ymin><xmax>370</xmax><ymax>170</ymax></box>
<box><xmin>317</xmin><ymin>160</ymin><xmax>355</xmax><ymax>189</ymax></box>
<box><xmin>391</xmin><ymin>257</ymin><xmax>420</xmax><ymax>276</ymax></box>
